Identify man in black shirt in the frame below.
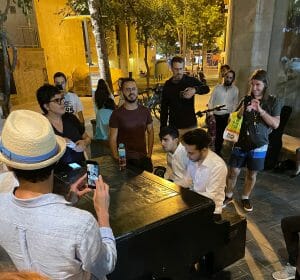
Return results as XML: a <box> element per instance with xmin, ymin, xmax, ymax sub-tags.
<box><xmin>160</xmin><ymin>56</ymin><xmax>210</xmax><ymax>136</ymax></box>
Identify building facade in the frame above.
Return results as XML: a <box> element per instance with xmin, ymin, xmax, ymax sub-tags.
<box><xmin>225</xmin><ymin>0</ymin><xmax>300</xmax><ymax>136</ymax></box>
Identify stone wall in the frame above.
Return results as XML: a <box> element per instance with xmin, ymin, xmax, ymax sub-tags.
<box><xmin>226</xmin><ymin>0</ymin><xmax>300</xmax><ymax>137</ymax></box>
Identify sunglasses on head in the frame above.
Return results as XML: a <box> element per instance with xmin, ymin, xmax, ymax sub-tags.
<box><xmin>49</xmin><ymin>97</ymin><xmax>65</xmax><ymax>105</ymax></box>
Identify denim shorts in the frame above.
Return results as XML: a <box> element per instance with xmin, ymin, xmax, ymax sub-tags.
<box><xmin>228</xmin><ymin>145</ymin><xmax>268</xmax><ymax>171</ymax></box>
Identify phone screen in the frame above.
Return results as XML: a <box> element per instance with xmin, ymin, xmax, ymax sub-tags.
<box><xmin>86</xmin><ymin>161</ymin><xmax>99</xmax><ymax>189</ymax></box>
<box><xmin>68</xmin><ymin>162</ymin><xmax>81</xmax><ymax>170</ymax></box>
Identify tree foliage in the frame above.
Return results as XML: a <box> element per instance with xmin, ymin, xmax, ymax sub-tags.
<box><xmin>121</xmin><ymin>0</ymin><xmax>175</xmax><ymax>86</ymax></box>
<box><xmin>186</xmin><ymin>0</ymin><xmax>225</xmax><ymax>49</ymax></box>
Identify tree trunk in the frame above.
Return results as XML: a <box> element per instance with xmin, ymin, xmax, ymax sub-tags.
<box><xmin>1</xmin><ymin>37</ymin><xmax>11</xmax><ymax>118</ymax></box>
<box><xmin>0</xmin><ymin>0</ymin><xmax>12</xmax><ymax>118</ymax></box>
<box><xmin>88</xmin><ymin>0</ymin><xmax>113</xmax><ymax>91</ymax></box>
<box><xmin>176</xmin><ymin>27</ymin><xmax>182</xmax><ymax>55</ymax></box>
<box><xmin>144</xmin><ymin>38</ymin><xmax>150</xmax><ymax>89</ymax></box>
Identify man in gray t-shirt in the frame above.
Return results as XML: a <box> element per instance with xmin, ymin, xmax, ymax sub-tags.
<box><xmin>224</xmin><ymin>69</ymin><xmax>282</xmax><ymax>212</ymax></box>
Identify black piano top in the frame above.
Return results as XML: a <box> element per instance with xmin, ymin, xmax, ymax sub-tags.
<box><xmin>54</xmin><ymin>156</ymin><xmax>216</xmax><ymax>240</ymax></box>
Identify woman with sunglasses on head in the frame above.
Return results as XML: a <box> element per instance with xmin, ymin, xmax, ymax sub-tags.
<box><xmin>36</xmin><ymin>84</ymin><xmax>91</xmax><ymax>166</ymax></box>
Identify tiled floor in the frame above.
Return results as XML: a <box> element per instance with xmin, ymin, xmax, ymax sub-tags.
<box><xmin>1</xmin><ymin>77</ymin><xmax>300</xmax><ymax>279</ymax></box>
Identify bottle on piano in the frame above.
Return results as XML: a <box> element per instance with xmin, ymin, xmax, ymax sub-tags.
<box><xmin>118</xmin><ymin>143</ymin><xmax>126</xmax><ymax>170</ymax></box>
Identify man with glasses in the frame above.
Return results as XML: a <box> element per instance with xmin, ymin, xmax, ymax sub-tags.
<box><xmin>54</xmin><ymin>72</ymin><xmax>85</xmax><ymax>125</ymax></box>
<box><xmin>109</xmin><ymin>78</ymin><xmax>154</xmax><ymax>172</ymax></box>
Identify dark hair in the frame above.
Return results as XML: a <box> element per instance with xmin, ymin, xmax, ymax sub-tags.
<box><xmin>120</xmin><ymin>77</ymin><xmax>136</xmax><ymax>90</ymax></box>
<box><xmin>171</xmin><ymin>56</ymin><xmax>184</xmax><ymax>67</ymax></box>
<box><xmin>159</xmin><ymin>126</ymin><xmax>179</xmax><ymax>140</ymax></box>
<box><xmin>249</xmin><ymin>69</ymin><xmax>269</xmax><ymax>99</ymax></box>
<box><xmin>181</xmin><ymin>128</ymin><xmax>211</xmax><ymax>150</ymax></box>
<box><xmin>53</xmin><ymin>72</ymin><xmax>67</xmax><ymax>82</ymax></box>
<box><xmin>103</xmin><ymin>98</ymin><xmax>115</xmax><ymax>110</ymax></box>
<box><xmin>220</xmin><ymin>64</ymin><xmax>230</xmax><ymax>71</ymax></box>
<box><xmin>12</xmin><ymin>164</ymin><xmax>56</xmax><ymax>183</ymax></box>
<box><xmin>36</xmin><ymin>84</ymin><xmax>61</xmax><ymax>114</ymax></box>
<box><xmin>225</xmin><ymin>69</ymin><xmax>236</xmax><ymax>81</ymax></box>
<box><xmin>94</xmin><ymin>79</ymin><xmax>115</xmax><ymax>110</ymax></box>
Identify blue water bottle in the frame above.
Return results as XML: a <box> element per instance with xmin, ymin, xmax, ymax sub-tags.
<box><xmin>118</xmin><ymin>143</ymin><xmax>126</xmax><ymax>170</ymax></box>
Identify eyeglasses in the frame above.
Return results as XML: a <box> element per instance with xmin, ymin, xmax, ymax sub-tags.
<box><xmin>49</xmin><ymin>97</ymin><xmax>65</xmax><ymax>105</ymax></box>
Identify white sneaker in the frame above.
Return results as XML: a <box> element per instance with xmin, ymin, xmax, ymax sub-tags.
<box><xmin>272</xmin><ymin>263</ymin><xmax>296</xmax><ymax>280</ymax></box>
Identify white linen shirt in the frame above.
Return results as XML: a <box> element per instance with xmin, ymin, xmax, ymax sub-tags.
<box><xmin>179</xmin><ymin>150</ymin><xmax>227</xmax><ymax>214</ymax></box>
<box><xmin>165</xmin><ymin>143</ymin><xmax>189</xmax><ymax>183</ymax></box>
<box><xmin>0</xmin><ymin>191</ymin><xmax>117</xmax><ymax>280</ymax></box>
<box><xmin>208</xmin><ymin>84</ymin><xmax>239</xmax><ymax>115</ymax></box>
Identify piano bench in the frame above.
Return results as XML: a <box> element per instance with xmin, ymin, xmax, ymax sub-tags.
<box><xmin>212</xmin><ymin>208</ymin><xmax>247</xmax><ymax>272</ymax></box>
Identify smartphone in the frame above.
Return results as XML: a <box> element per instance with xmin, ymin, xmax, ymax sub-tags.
<box><xmin>244</xmin><ymin>95</ymin><xmax>253</xmax><ymax>107</ymax></box>
<box><xmin>86</xmin><ymin>160</ymin><xmax>99</xmax><ymax>189</ymax></box>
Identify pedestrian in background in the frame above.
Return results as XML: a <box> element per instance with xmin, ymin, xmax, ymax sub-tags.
<box><xmin>94</xmin><ymin>79</ymin><xmax>116</xmax><ymax>141</ymax></box>
<box><xmin>54</xmin><ymin>71</ymin><xmax>85</xmax><ymax>125</ymax></box>
<box><xmin>208</xmin><ymin>69</ymin><xmax>239</xmax><ymax>156</ymax></box>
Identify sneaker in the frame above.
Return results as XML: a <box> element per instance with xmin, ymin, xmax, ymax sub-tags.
<box><xmin>241</xmin><ymin>199</ymin><xmax>253</xmax><ymax>212</ymax></box>
<box><xmin>272</xmin><ymin>263</ymin><xmax>296</xmax><ymax>280</ymax></box>
<box><xmin>222</xmin><ymin>196</ymin><xmax>233</xmax><ymax>208</ymax></box>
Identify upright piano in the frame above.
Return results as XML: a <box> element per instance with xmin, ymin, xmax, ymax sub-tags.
<box><xmin>54</xmin><ymin>156</ymin><xmax>246</xmax><ymax>280</ymax></box>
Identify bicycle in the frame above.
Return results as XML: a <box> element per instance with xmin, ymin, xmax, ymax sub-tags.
<box><xmin>195</xmin><ymin>104</ymin><xmax>226</xmax><ymax>118</ymax></box>
<box><xmin>196</xmin><ymin>104</ymin><xmax>226</xmax><ymax>151</ymax></box>
<box><xmin>138</xmin><ymin>84</ymin><xmax>163</xmax><ymax>121</ymax></box>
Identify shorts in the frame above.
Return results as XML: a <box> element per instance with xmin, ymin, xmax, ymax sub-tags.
<box><xmin>228</xmin><ymin>145</ymin><xmax>268</xmax><ymax>171</ymax></box>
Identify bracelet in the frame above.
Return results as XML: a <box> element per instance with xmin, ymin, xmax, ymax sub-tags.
<box><xmin>260</xmin><ymin>110</ymin><xmax>266</xmax><ymax>117</ymax></box>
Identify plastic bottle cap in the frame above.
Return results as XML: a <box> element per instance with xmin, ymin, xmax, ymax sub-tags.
<box><xmin>119</xmin><ymin>143</ymin><xmax>125</xmax><ymax>148</ymax></box>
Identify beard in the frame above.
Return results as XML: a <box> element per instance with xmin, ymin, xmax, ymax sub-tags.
<box><xmin>124</xmin><ymin>94</ymin><xmax>137</xmax><ymax>103</ymax></box>
<box><xmin>224</xmin><ymin>81</ymin><xmax>233</xmax><ymax>87</ymax></box>
<box><xmin>172</xmin><ymin>74</ymin><xmax>183</xmax><ymax>82</ymax></box>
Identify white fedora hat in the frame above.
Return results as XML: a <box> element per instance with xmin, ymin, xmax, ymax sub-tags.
<box><xmin>0</xmin><ymin>110</ymin><xmax>66</xmax><ymax>170</ymax></box>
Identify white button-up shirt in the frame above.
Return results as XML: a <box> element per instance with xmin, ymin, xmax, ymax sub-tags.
<box><xmin>179</xmin><ymin>150</ymin><xmax>227</xmax><ymax>214</ymax></box>
<box><xmin>208</xmin><ymin>84</ymin><xmax>239</xmax><ymax>115</ymax></box>
<box><xmin>165</xmin><ymin>143</ymin><xmax>189</xmax><ymax>183</ymax></box>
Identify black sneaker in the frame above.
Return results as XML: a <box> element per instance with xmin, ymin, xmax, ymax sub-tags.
<box><xmin>241</xmin><ymin>199</ymin><xmax>253</xmax><ymax>212</ymax></box>
<box><xmin>222</xmin><ymin>196</ymin><xmax>233</xmax><ymax>208</ymax></box>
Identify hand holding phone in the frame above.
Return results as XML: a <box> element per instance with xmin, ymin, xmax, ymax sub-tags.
<box><xmin>86</xmin><ymin>160</ymin><xmax>99</xmax><ymax>189</ymax></box>
<box><xmin>93</xmin><ymin>175</ymin><xmax>110</xmax><ymax>227</ymax></box>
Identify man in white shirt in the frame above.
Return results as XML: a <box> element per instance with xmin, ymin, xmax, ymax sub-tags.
<box><xmin>0</xmin><ymin>110</ymin><xmax>116</xmax><ymax>279</ymax></box>
<box><xmin>159</xmin><ymin>126</ymin><xmax>189</xmax><ymax>183</ymax></box>
<box><xmin>54</xmin><ymin>72</ymin><xmax>85</xmax><ymax>124</ymax></box>
<box><xmin>208</xmin><ymin>70</ymin><xmax>239</xmax><ymax>155</ymax></box>
<box><xmin>180</xmin><ymin>129</ymin><xmax>227</xmax><ymax>219</ymax></box>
